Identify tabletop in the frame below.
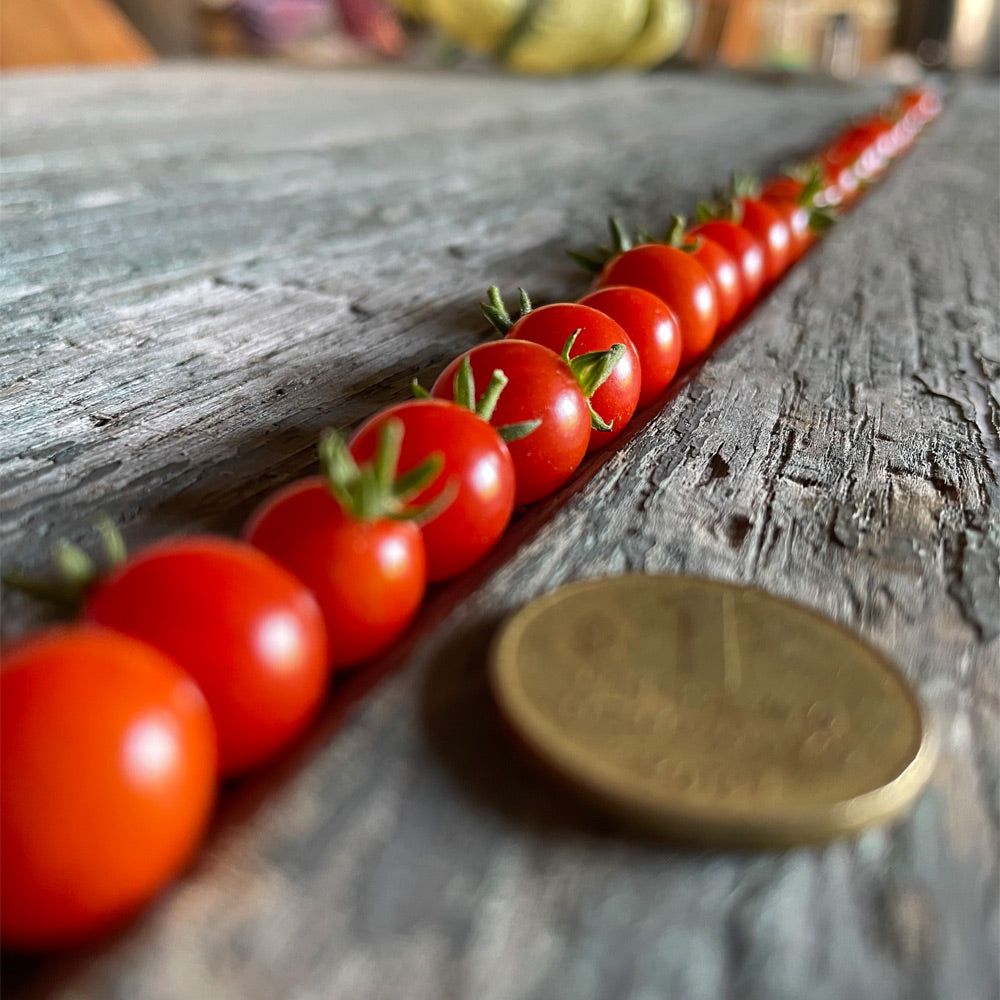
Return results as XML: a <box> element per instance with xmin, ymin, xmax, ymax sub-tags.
<box><xmin>1</xmin><ymin>63</ymin><xmax>998</xmax><ymax>1000</ymax></box>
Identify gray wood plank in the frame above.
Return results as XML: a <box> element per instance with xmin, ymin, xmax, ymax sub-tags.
<box><xmin>1</xmin><ymin>66</ymin><xmax>997</xmax><ymax>1000</ymax></box>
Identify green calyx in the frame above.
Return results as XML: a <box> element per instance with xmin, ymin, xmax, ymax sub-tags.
<box><xmin>447</xmin><ymin>355</ymin><xmax>540</xmax><ymax>443</ymax></box>
<box><xmin>800</xmin><ymin>165</ymin><xmax>838</xmax><ymax>232</ymax></box>
<box><xmin>319</xmin><ymin>419</ymin><xmax>442</xmax><ymax>522</ymax></box>
<box><xmin>481</xmin><ymin>285</ymin><xmax>532</xmax><ymax>335</ymax></box>
<box><xmin>2</xmin><ymin>514</ymin><xmax>126</xmax><ymax>614</ymax></box>
<box><xmin>774</xmin><ymin>161</ymin><xmax>838</xmax><ymax>232</ymax></box>
<box><xmin>797</xmin><ymin>163</ymin><xmax>825</xmax><ymax>206</ymax></box>
<box><xmin>696</xmin><ymin>196</ymin><xmax>742</xmax><ymax>225</ymax></box>
<box><xmin>695</xmin><ymin>173</ymin><xmax>760</xmax><ymax>225</ymax></box>
<box><xmin>729</xmin><ymin>170</ymin><xmax>761</xmax><ymax>201</ymax></box>
<box><xmin>808</xmin><ymin>208</ymin><xmax>837</xmax><ymax>234</ymax></box>
<box><xmin>567</xmin><ymin>216</ymin><xmax>635</xmax><ymax>274</ymax></box>
<box><xmin>662</xmin><ymin>214</ymin><xmax>699</xmax><ymax>254</ymax></box>
<box><xmin>561</xmin><ymin>331</ymin><xmax>625</xmax><ymax>432</ymax></box>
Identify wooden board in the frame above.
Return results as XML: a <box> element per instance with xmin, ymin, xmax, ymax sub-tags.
<box><xmin>1</xmin><ymin>65</ymin><xmax>997</xmax><ymax>1000</ymax></box>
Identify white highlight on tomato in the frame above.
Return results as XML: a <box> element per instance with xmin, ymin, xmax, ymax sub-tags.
<box><xmin>123</xmin><ymin>713</ymin><xmax>179</xmax><ymax>784</ymax></box>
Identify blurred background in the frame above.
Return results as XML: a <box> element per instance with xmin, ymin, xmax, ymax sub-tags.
<box><xmin>1</xmin><ymin>0</ymin><xmax>997</xmax><ymax>77</ymax></box>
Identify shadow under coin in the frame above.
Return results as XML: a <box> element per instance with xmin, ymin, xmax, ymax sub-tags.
<box><xmin>420</xmin><ymin>615</ymin><xmax>688</xmax><ymax>846</ymax></box>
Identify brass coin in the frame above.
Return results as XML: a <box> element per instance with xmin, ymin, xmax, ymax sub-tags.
<box><xmin>489</xmin><ymin>575</ymin><xmax>937</xmax><ymax>847</ymax></box>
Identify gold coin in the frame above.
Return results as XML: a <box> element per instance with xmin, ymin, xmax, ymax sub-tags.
<box><xmin>489</xmin><ymin>575</ymin><xmax>937</xmax><ymax>846</ymax></box>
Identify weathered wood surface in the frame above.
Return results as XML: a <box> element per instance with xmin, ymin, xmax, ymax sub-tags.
<box><xmin>1</xmin><ymin>65</ymin><xmax>998</xmax><ymax>1000</ymax></box>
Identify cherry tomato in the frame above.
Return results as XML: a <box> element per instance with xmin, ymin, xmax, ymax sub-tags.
<box><xmin>684</xmin><ymin>236</ymin><xmax>742</xmax><ymax>329</ymax></box>
<box><xmin>594</xmin><ymin>245</ymin><xmax>719</xmax><ymax>366</ymax></box>
<box><xmin>735</xmin><ymin>199</ymin><xmax>791</xmax><ymax>283</ymax></box>
<box><xmin>826</xmin><ymin>127</ymin><xmax>887</xmax><ymax>183</ymax></box>
<box><xmin>898</xmin><ymin>86</ymin><xmax>941</xmax><ymax>127</ymax></box>
<box><xmin>816</xmin><ymin>153</ymin><xmax>859</xmax><ymax>207</ymax></box>
<box><xmin>688</xmin><ymin>220</ymin><xmax>764</xmax><ymax>311</ymax></box>
<box><xmin>350</xmin><ymin>400</ymin><xmax>516</xmax><ymax>581</ymax></box>
<box><xmin>246</xmin><ymin>480</ymin><xmax>426</xmax><ymax>668</ymax></box>
<box><xmin>1</xmin><ymin>626</ymin><xmax>216</xmax><ymax>949</ymax></box>
<box><xmin>85</xmin><ymin>537</ymin><xmax>329</xmax><ymax>778</ymax></box>
<box><xmin>577</xmin><ymin>286</ymin><xmax>682</xmax><ymax>406</ymax></box>
<box><xmin>761</xmin><ymin>196</ymin><xmax>811</xmax><ymax>262</ymax></box>
<box><xmin>504</xmin><ymin>302</ymin><xmax>641</xmax><ymax>449</ymax></box>
<box><xmin>431</xmin><ymin>340</ymin><xmax>590</xmax><ymax>505</ymax></box>
<box><xmin>760</xmin><ymin>176</ymin><xmax>806</xmax><ymax>204</ymax></box>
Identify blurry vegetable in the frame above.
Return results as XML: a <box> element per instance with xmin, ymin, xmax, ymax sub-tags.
<box><xmin>393</xmin><ymin>0</ymin><xmax>692</xmax><ymax>73</ymax></box>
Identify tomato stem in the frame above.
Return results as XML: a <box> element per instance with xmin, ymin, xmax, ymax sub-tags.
<box><xmin>560</xmin><ymin>331</ymin><xmax>626</xmax><ymax>432</ymax></box>
<box><xmin>473</xmin><ymin>368</ymin><xmax>508</xmax><ymax>423</ymax></box>
<box><xmin>2</xmin><ymin>515</ymin><xmax>127</xmax><ymax>614</ymax></box>
<box><xmin>319</xmin><ymin>422</ymin><xmax>442</xmax><ymax>522</ymax></box>
<box><xmin>481</xmin><ymin>286</ymin><xmax>532</xmax><ymax>336</ymax></box>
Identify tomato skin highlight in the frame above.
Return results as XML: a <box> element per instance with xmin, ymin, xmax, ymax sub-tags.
<box><xmin>245</xmin><ymin>479</ymin><xmax>426</xmax><ymax>667</ymax></box>
<box><xmin>505</xmin><ymin>302</ymin><xmax>641</xmax><ymax>450</ymax></box>
<box><xmin>685</xmin><ymin>236</ymin><xmax>742</xmax><ymax>329</ymax></box>
<box><xmin>85</xmin><ymin>537</ymin><xmax>330</xmax><ymax>778</ymax></box>
<box><xmin>687</xmin><ymin>220</ymin><xmax>764</xmax><ymax>312</ymax></box>
<box><xmin>0</xmin><ymin>627</ymin><xmax>216</xmax><ymax>950</ymax></box>
<box><xmin>349</xmin><ymin>400</ymin><xmax>516</xmax><ymax>581</ymax></box>
<box><xmin>735</xmin><ymin>198</ymin><xmax>791</xmax><ymax>282</ymax></box>
<box><xmin>577</xmin><ymin>286</ymin><xmax>682</xmax><ymax>406</ymax></box>
<box><xmin>431</xmin><ymin>340</ymin><xmax>590</xmax><ymax>505</ymax></box>
<box><xmin>762</xmin><ymin>196</ymin><xmax>811</xmax><ymax>261</ymax></box>
<box><xmin>594</xmin><ymin>245</ymin><xmax>719</xmax><ymax>366</ymax></box>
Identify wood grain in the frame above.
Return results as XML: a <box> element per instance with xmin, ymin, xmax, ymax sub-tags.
<box><xmin>1</xmin><ymin>66</ymin><xmax>997</xmax><ymax>1000</ymax></box>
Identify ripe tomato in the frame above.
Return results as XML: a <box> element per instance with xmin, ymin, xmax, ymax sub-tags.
<box><xmin>350</xmin><ymin>400</ymin><xmax>516</xmax><ymax>581</ymax></box>
<box><xmin>684</xmin><ymin>235</ymin><xmax>741</xmax><ymax>329</ymax></box>
<box><xmin>245</xmin><ymin>481</ymin><xmax>426</xmax><ymax>668</ymax></box>
<box><xmin>760</xmin><ymin>176</ymin><xmax>805</xmax><ymax>203</ymax></box>
<box><xmin>85</xmin><ymin>537</ymin><xmax>329</xmax><ymax>778</ymax></box>
<box><xmin>761</xmin><ymin>196</ymin><xmax>811</xmax><ymax>261</ymax></box>
<box><xmin>577</xmin><ymin>286</ymin><xmax>681</xmax><ymax>406</ymax></box>
<box><xmin>431</xmin><ymin>340</ymin><xmax>591</xmax><ymax>505</ymax></box>
<box><xmin>898</xmin><ymin>86</ymin><xmax>941</xmax><ymax>127</ymax></box>
<box><xmin>653</xmin><ymin>217</ymin><xmax>742</xmax><ymax>330</ymax></box>
<box><xmin>503</xmin><ymin>302</ymin><xmax>641</xmax><ymax>450</ymax></box>
<box><xmin>816</xmin><ymin>153</ymin><xmax>859</xmax><ymax>207</ymax></box>
<box><xmin>594</xmin><ymin>245</ymin><xmax>719</xmax><ymax>366</ymax></box>
<box><xmin>687</xmin><ymin>220</ymin><xmax>764</xmax><ymax>311</ymax></box>
<box><xmin>737</xmin><ymin>198</ymin><xmax>791</xmax><ymax>282</ymax></box>
<box><xmin>1</xmin><ymin>626</ymin><xmax>216</xmax><ymax>949</ymax></box>
<box><xmin>825</xmin><ymin>126</ymin><xmax>886</xmax><ymax>184</ymax></box>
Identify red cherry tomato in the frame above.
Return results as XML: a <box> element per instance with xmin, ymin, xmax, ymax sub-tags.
<box><xmin>736</xmin><ymin>199</ymin><xmax>791</xmax><ymax>283</ymax></box>
<box><xmin>431</xmin><ymin>340</ymin><xmax>590</xmax><ymax>505</ymax></box>
<box><xmin>85</xmin><ymin>537</ymin><xmax>329</xmax><ymax>778</ymax></box>
<box><xmin>594</xmin><ymin>245</ymin><xmax>719</xmax><ymax>366</ymax></box>
<box><xmin>685</xmin><ymin>236</ymin><xmax>742</xmax><ymax>329</ymax></box>
<box><xmin>505</xmin><ymin>303</ymin><xmax>641</xmax><ymax>450</ymax></box>
<box><xmin>898</xmin><ymin>86</ymin><xmax>941</xmax><ymax>127</ymax></box>
<box><xmin>688</xmin><ymin>220</ymin><xmax>765</xmax><ymax>311</ymax></box>
<box><xmin>829</xmin><ymin>126</ymin><xmax>887</xmax><ymax>182</ymax></box>
<box><xmin>350</xmin><ymin>400</ymin><xmax>516</xmax><ymax>581</ymax></box>
<box><xmin>760</xmin><ymin>176</ymin><xmax>805</xmax><ymax>203</ymax></box>
<box><xmin>761</xmin><ymin>196</ymin><xmax>811</xmax><ymax>261</ymax></box>
<box><xmin>577</xmin><ymin>286</ymin><xmax>682</xmax><ymax>406</ymax></box>
<box><xmin>816</xmin><ymin>153</ymin><xmax>859</xmax><ymax>207</ymax></box>
<box><xmin>1</xmin><ymin>627</ymin><xmax>216</xmax><ymax>949</ymax></box>
<box><xmin>245</xmin><ymin>480</ymin><xmax>426</xmax><ymax>667</ymax></box>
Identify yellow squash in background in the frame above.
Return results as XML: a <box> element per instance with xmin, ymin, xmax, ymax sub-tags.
<box><xmin>394</xmin><ymin>0</ymin><xmax>693</xmax><ymax>73</ymax></box>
